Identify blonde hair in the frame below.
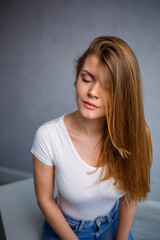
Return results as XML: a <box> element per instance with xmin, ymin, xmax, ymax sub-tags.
<box><xmin>74</xmin><ymin>36</ymin><xmax>153</xmax><ymax>203</ymax></box>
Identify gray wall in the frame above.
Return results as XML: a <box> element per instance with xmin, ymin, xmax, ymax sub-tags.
<box><xmin>0</xmin><ymin>0</ymin><xmax>160</xmax><ymax>202</ymax></box>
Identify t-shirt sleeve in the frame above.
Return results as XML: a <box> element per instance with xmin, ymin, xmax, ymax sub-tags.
<box><xmin>31</xmin><ymin>124</ymin><xmax>54</xmax><ymax>166</ymax></box>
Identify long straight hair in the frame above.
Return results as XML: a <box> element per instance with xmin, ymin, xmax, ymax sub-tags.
<box><xmin>74</xmin><ymin>36</ymin><xmax>153</xmax><ymax>203</ymax></box>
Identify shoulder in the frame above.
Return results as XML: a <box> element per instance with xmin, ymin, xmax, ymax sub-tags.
<box><xmin>40</xmin><ymin>114</ymin><xmax>64</xmax><ymax>130</ymax></box>
<box><xmin>34</xmin><ymin>114</ymin><xmax>64</xmax><ymax>140</ymax></box>
<box><xmin>31</xmin><ymin>114</ymin><xmax>65</xmax><ymax>166</ymax></box>
<box><xmin>44</xmin><ymin>114</ymin><xmax>64</xmax><ymax>127</ymax></box>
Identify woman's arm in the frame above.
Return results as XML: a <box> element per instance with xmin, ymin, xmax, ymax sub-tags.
<box><xmin>33</xmin><ymin>155</ymin><xmax>79</xmax><ymax>240</ymax></box>
<box><xmin>116</xmin><ymin>195</ymin><xmax>136</xmax><ymax>240</ymax></box>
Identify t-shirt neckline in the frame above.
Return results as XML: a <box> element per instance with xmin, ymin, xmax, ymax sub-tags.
<box><xmin>61</xmin><ymin>114</ymin><xmax>101</xmax><ymax>171</ymax></box>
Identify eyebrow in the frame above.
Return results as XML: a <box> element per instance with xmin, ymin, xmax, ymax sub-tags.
<box><xmin>81</xmin><ymin>70</ymin><xmax>95</xmax><ymax>80</ymax></box>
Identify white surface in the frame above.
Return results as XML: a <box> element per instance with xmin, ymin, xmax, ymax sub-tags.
<box><xmin>139</xmin><ymin>199</ymin><xmax>160</xmax><ymax>210</ymax></box>
<box><xmin>0</xmin><ymin>167</ymin><xmax>32</xmax><ymax>184</ymax></box>
<box><xmin>0</xmin><ymin>178</ymin><xmax>44</xmax><ymax>240</ymax></box>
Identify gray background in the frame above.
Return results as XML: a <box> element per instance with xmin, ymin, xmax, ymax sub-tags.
<box><xmin>0</xmin><ymin>0</ymin><xmax>160</xmax><ymax>202</ymax></box>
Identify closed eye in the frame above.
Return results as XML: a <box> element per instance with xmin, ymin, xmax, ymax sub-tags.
<box><xmin>82</xmin><ymin>78</ymin><xmax>91</xmax><ymax>83</ymax></box>
<box><xmin>80</xmin><ymin>72</ymin><xmax>93</xmax><ymax>83</ymax></box>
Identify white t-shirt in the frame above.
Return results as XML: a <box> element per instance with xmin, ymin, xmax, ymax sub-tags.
<box><xmin>31</xmin><ymin>114</ymin><xmax>124</xmax><ymax>220</ymax></box>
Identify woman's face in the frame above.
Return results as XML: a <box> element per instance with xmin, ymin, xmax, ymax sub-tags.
<box><xmin>76</xmin><ymin>55</ymin><xmax>111</xmax><ymax>120</ymax></box>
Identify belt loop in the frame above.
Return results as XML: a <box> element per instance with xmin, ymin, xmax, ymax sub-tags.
<box><xmin>107</xmin><ymin>215</ymin><xmax>113</xmax><ymax>223</ymax></box>
<box><xmin>78</xmin><ymin>219</ymin><xmax>85</xmax><ymax>231</ymax></box>
<box><xmin>105</xmin><ymin>213</ymin><xmax>110</xmax><ymax>223</ymax></box>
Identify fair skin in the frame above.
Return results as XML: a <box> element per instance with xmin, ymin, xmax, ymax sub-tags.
<box><xmin>33</xmin><ymin>156</ymin><xmax>79</xmax><ymax>240</ymax></box>
<box><xmin>33</xmin><ymin>54</ymin><xmax>136</xmax><ymax>239</ymax></box>
<box><xmin>75</xmin><ymin>54</ymin><xmax>107</xmax><ymax>137</ymax></box>
<box><xmin>116</xmin><ymin>197</ymin><xmax>136</xmax><ymax>240</ymax></box>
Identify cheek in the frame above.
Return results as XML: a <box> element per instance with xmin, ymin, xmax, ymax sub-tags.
<box><xmin>75</xmin><ymin>84</ymin><xmax>82</xmax><ymax>103</ymax></box>
<box><xmin>76</xmin><ymin>81</ymin><xmax>84</xmax><ymax>97</ymax></box>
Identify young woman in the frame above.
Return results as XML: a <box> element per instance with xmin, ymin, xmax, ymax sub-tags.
<box><xmin>31</xmin><ymin>36</ymin><xmax>152</xmax><ymax>240</ymax></box>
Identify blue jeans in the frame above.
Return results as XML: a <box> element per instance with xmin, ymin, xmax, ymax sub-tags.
<box><xmin>42</xmin><ymin>197</ymin><xmax>134</xmax><ymax>240</ymax></box>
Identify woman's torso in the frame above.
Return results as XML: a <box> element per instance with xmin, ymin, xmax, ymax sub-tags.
<box><xmin>31</xmin><ymin>112</ymin><xmax>124</xmax><ymax>220</ymax></box>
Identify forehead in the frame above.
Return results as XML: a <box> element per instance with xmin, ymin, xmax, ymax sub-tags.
<box><xmin>82</xmin><ymin>55</ymin><xmax>101</xmax><ymax>71</ymax></box>
<box><xmin>81</xmin><ymin>55</ymin><xmax>102</xmax><ymax>81</ymax></box>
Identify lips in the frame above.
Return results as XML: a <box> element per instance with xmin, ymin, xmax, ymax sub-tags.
<box><xmin>83</xmin><ymin>101</ymin><xmax>98</xmax><ymax>108</ymax></box>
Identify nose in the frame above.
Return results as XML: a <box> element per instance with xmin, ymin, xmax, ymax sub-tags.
<box><xmin>88</xmin><ymin>82</ymin><xmax>101</xmax><ymax>98</ymax></box>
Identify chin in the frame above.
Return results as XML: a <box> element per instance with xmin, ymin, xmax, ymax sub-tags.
<box><xmin>78</xmin><ymin>109</ymin><xmax>103</xmax><ymax>120</ymax></box>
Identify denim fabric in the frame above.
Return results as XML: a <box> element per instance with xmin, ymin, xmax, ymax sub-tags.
<box><xmin>42</xmin><ymin>197</ymin><xmax>134</xmax><ymax>240</ymax></box>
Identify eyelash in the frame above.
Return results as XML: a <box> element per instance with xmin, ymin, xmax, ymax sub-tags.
<box><xmin>82</xmin><ymin>77</ymin><xmax>91</xmax><ymax>83</ymax></box>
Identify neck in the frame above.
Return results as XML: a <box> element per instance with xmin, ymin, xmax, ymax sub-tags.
<box><xmin>74</xmin><ymin>110</ymin><xmax>106</xmax><ymax>138</ymax></box>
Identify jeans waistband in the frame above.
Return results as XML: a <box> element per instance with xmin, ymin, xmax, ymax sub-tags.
<box><xmin>54</xmin><ymin>196</ymin><xmax>118</xmax><ymax>225</ymax></box>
